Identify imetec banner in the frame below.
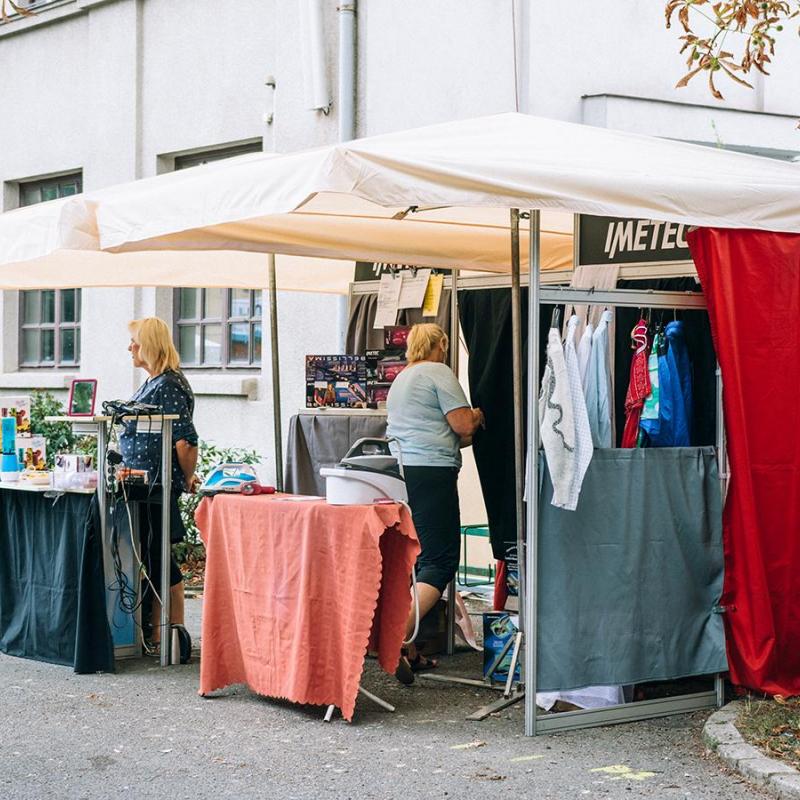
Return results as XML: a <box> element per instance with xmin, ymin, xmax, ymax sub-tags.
<box><xmin>578</xmin><ymin>215</ymin><xmax>692</xmax><ymax>267</ymax></box>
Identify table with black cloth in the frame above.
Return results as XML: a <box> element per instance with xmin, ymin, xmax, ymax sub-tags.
<box><xmin>284</xmin><ymin>410</ymin><xmax>388</xmax><ymax>496</ymax></box>
<box><xmin>0</xmin><ymin>486</ymin><xmax>114</xmax><ymax>673</ymax></box>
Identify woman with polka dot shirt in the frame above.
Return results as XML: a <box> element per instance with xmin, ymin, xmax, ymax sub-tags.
<box><xmin>122</xmin><ymin>317</ymin><xmax>199</xmax><ymax>660</ymax></box>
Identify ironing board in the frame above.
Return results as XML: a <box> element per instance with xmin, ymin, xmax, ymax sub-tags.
<box><xmin>195</xmin><ymin>494</ymin><xmax>419</xmax><ymax>721</ymax></box>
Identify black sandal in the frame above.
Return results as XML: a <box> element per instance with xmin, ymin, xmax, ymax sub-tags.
<box><xmin>394</xmin><ymin>647</ymin><xmax>415</xmax><ymax>685</ymax></box>
<box><xmin>409</xmin><ymin>652</ymin><xmax>439</xmax><ymax>673</ymax></box>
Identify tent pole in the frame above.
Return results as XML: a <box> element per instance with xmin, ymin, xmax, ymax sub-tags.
<box><xmin>446</xmin><ymin>268</ymin><xmax>460</xmax><ymax>655</ymax></box>
<box><xmin>510</xmin><ymin>209</ymin><xmax>526</xmax><ymax>641</ymax></box>
<box><xmin>524</xmin><ymin>209</ymin><xmax>541</xmax><ymax>736</ymax></box>
<box><xmin>268</xmin><ymin>253</ymin><xmax>284</xmax><ymax>492</ymax></box>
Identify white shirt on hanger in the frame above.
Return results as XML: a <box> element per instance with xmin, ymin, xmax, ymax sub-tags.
<box><xmin>563</xmin><ymin>315</ymin><xmax>593</xmax><ymax>510</ymax></box>
<box><xmin>584</xmin><ymin>310</ymin><xmax>614</xmax><ymax>448</ymax></box>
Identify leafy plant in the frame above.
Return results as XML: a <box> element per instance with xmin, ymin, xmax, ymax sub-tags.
<box><xmin>29</xmin><ymin>390</ymin><xmax>95</xmax><ymax>468</ymax></box>
<box><xmin>666</xmin><ymin>1</ymin><xmax>800</xmax><ymax>100</ymax></box>
<box><xmin>174</xmin><ymin>440</ymin><xmax>261</xmax><ymax>579</ymax></box>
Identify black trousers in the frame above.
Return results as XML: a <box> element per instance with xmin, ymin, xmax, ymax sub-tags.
<box><xmin>404</xmin><ymin>466</ymin><xmax>461</xmax><ymax>592</ymax></box>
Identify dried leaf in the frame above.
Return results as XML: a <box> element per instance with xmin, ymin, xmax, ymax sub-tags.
<box><xmin>675</xmin><ymin>65</ymin><xmax>706</xmax><ymax>88</ymax></box>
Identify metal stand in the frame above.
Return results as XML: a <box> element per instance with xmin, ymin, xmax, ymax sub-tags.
<box><xmin>268</xmin><ymin>253</ymin><xmax>284</xmax><ymax>492</ymax></box>
<box><xmin>324</xmin><ymin>686</ymin><xmax>396</xmax><ymax>722</ymax></box>
<box><xmin>158</xmin><ymin>417</ymin><xmax>174</xmax><ymax>667</ymax></box>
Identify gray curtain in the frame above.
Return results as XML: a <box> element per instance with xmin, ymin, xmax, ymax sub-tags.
<box><xmin>537</xmin><ymin>447</ymin><xmax>727</xmax><ymax>691</ymax></box>
<box><xmin>284</xmin><ymin>413</ymin><xmax>388</xmax><ymax>496</ymax></box>
<box><xmin>346</xmin><ymin>290</ymin><xmax>452</xmax><ymax>355</ymax></box>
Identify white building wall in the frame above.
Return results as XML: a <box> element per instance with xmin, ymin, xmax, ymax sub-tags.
<box><xmin>0</xmin><ymin>0</ymin><xmax>798</xmax><ymax>502</ymax></box>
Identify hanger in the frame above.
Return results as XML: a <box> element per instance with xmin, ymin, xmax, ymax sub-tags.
<box><xmin>550</xmin><ymin>307</ymin><xmax>562</xmax><ymax>330</ymax></box>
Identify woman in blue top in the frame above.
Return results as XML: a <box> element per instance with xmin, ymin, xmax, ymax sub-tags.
<box><xmin>122</xmin><ymin>317</ymin><xmax>199</xmax><ymax>660</ymax></box>
<box><xmin>387</xmin><ymin>323</ymin><xmax>483</xmax><ymax>683</ymax></box>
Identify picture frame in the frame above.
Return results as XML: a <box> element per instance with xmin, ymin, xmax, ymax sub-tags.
<box><xmin>68</xmin><ymin>379</ymin><xmax>98</xmax><ymax>417</ymax></box>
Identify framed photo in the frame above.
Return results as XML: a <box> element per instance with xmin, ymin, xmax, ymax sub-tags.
<box><xmin>68</xmin><ymin>379</ymin><xmax>97</xmax><ymax>417</ymax></box>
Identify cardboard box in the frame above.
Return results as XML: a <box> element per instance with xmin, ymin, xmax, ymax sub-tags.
<box><xmin>1</xmin><ymin>396</ymin><xmax>31</xmax><ymax>435</ymax></box>
<box><xmin>483</xmin><ymin>612</ymin><xmax>521</xmax><ymax>683</ymax></box>
<box><xmin>16</xmin><ymin>435</ymin><xmax>47</xmax><ymax>471</ymax></box>
<box><xmin>305</xmin><ymin>355</ymin><xmax>368</xmax><ymax>409</ymax></box>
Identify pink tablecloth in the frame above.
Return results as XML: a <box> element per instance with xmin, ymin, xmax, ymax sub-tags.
<box><xmin>195</xmin><ymin>495</ymin><xmax>420</xmax><ymax>721</ymax></box>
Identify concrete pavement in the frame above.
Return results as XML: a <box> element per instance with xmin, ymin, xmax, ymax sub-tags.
<box><xmin>0</xmin><ymin>597</ymin><xmax>766</xmax><ymax>800</ymax></box>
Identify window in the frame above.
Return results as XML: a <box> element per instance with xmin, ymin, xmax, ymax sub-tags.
<box><xmin>19</xmin><ymin>289</ymin><xmax>81</xmax><ymax>367</ymax></box>
<box><xmin>17</xmin><ymin>172</ymin><xmax>83</xmax><ymax>367</ymax></box>
<box><xmin>173</xmin><ymin>141</ymin><xmax>263</xmax><ymax>171</ymax></box>
<box><xmin>175</xmin><ymin>288</ymin><xmax>262</xmax><ymax>368</ymax></box>
<box><xmin>173</xmin><ymin>142</ymin><xmax>263</xmax><ymax>368</ymax></box>
<box><xmin>19</xmin><ymin>172</ymin><xmax>82</xmax><ymax>207</ymax></box>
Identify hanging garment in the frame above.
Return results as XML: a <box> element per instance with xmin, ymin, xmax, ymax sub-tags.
<box><xmin>563</xmin><ymin>316</ymin><xmax>593</xmax><ymax>510</ymax></box>
<box><xmin>539</xmin><ymin>328</ymin><xmax>576</xmax><ymax>509</ymax></box>
<box><xmin>563</xmin><ymin>264</ymin><xmax>621</xmax><ymax>341</ymax></box>
<box><xmin>649</xmin><ymin>320</ymin><xmax>692</xmax><ymax>447</ymax></box>
<box><xmin>639</xmin><ymin>331</ymin><xmax>662</xmax><ymax>442</ymax></box>
<box><xmin>577</xmin><ymin>321</ymin><xmax>593</xmax><ymax>389</ymax></box>
<box><xmin>621</xmin><ymin>319</ymin><xmax>652</xmax><ymax>448</ymax></box>
<box><xmin>584</xmin><ymin>310</ymin><xmax>613</xmax><ymax>448</ymax></box>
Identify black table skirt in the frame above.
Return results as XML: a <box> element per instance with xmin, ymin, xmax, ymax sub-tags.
<box><xmin>0</xmin><ymin>490</ymin><xmax>114</xmax><ymax>673</ymax></box>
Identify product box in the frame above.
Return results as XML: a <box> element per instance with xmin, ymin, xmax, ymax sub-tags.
<box><xmin>1</xmin><ymin>396</ymin><xmax>31</xmax><ymax>435</ymax></box>
<box><xmin>365</xmin><ymin>348</ymin><xmax>408</xmax><ymax>406</ymax></box>
<box><xmin>305</xmin><ymin>355</ymin><xmax>368</xmax><ymax>409</ymax></box>
<box><xmin>55</xmin><ymin>453</ymin><xmax>94</xmax><ymax>473</ymax></box>
<box><xmin>383</xmin><ymin>325</ymin><xmax>411</xmax><ymax>353</ymax></box>
<box><xmin>16</xmin><ymin>435</ymin><xmax>47</xmax><ymax>471</ymax></box>
<box><xmin>483</xmin><ymin>612</ymin><xmax>521</xmax><ymax>683</ymax></box>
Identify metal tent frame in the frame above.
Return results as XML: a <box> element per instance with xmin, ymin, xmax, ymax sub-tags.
<box><xmin>272</xmin><ymin>209</ymin><xmax>727</xmax><ymax>735</ymax></box>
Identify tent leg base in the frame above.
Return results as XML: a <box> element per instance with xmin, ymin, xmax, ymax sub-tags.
<box><xmin>467</xmin><ymin>689</ymin><xmax>525</xmax><ymax>721</ymax></box>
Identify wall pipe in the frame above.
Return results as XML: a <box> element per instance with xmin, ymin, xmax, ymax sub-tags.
<box><xmin>338</xmin><ymin>2</ymin><xmax>357</xmax><ymax>142</ymax></box>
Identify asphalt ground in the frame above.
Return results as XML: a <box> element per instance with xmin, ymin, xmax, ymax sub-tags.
<box><xmin>0</xmin><ymin>597</ymin><xmax>766</xmax><ymax>800</ymax></box>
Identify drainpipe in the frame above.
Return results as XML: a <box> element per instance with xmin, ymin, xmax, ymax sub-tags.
<box><xmin>338</xmin><ymin>1</ymin><xmax>357</xmax><ymax>141</ymax></box>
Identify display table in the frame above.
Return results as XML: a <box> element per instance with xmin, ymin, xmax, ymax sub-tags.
<box><xmin>196</xmin><ymin>494</ymin><xmax>420</xmax><ymax>721</ymax></box>
<box><xmin>284</xmin><ymin>409</ymin><xmax>387</xmax><ymax>496</ymax></box>
<box><xmin>0</xmin><ymin>484</ymin><xmax>114</xmax><ymax>673</ymax></box>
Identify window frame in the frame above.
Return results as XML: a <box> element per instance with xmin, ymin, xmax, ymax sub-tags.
<box><xmin>19</xmin><ymin>288</ymin><xmax>81</xmax><ymax>369</ymax></box>
<box><xmin>174</xmin><ymin>288</ymin><xmax>262</xmax><ymax>370</ymax></box>
<box><xmin>16</xmin><ymin>171</ymin><xmax>84</xmax><ymax>369</ymax></box>
<box><xmin>19</xmin><ymin>172</ymin><xmax>82</xmax><ymax>207</ymax></box>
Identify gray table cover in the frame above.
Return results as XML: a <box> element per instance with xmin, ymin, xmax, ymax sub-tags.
<box><xmin>284</xmin><ymin>412</ymin><xmax>388</xmax><ymax>496</ymax></box>
<box><xmin>537</xmin><ymin>447</ymin><xmax>727</xmax><ymax>691</ymax></box>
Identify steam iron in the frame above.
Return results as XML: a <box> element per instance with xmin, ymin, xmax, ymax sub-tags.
<box><xmin>199</xmin><ymin>463</ymin><xmax>259</xmax><ymax>495</ymax></box>
<box><xmin>320</xmin><ymin>438</ymin><xmax>408</xmax><ymax>505</ymax></box>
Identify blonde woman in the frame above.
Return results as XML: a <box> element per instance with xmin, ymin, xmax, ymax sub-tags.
<box><xmin>386</xmin><ymin>323</ymin><xmax>484</xmax><ymax>684</ymax></box>
<box><xmin>121</xmin><ymin>317</ymin><xmax>199</xmax><ymax>662</ymax></box>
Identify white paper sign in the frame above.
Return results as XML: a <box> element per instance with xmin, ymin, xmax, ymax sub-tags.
<box><xmin>398</xmin><ymin>269</ymin><xmax>432</xmax><ymax>309</ymax></box>
<box><xmin>374</xmin><ymin>273</ymin><xmax>403</xmax><ymax>329</ymax></box>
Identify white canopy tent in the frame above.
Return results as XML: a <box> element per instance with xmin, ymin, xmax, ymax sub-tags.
<box><xmin>2</xmin><ymin>112</ymin><xmax>800</xmax><ymax>735</ymax></box>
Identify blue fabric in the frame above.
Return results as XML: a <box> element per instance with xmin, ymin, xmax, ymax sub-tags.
<box><xmin>120</xmin><ymin>369</ymin><xmax>198</xmax><ymax>492</ymax></box>
<box><xmin>647</xmin><ymin>321</ymin><xmax>692</xmax><ymax>447</ymax></box>
<box><xmin>386</xmin><ymin>361</ymin><xmax>469</xmax><ymax>468</ymax></box>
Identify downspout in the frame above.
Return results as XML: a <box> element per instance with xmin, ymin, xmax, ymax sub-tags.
<box><xmin>338</xmin><ymin>1</ymin><xmax>357</xmax><ymax>142</ymax></box>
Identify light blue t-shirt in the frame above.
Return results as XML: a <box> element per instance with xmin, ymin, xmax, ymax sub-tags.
<box><xmin>386</xmin><ymin>361</ymin><xmax>470</xmax><ymax>468</ymax></box>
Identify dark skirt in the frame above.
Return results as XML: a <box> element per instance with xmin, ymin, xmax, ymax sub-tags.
<box><xmin>404</xmin><ymin>465</ymin><xmax>461</xmax><ymax>592</ymax></box>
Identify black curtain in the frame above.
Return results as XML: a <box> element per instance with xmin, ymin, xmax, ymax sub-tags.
<box><xmin>614</xmin><ymin>277</ymin><xmax>717</xmax><ymax>447</ymax></box>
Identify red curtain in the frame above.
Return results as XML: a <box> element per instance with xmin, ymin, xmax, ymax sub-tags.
<box><xmin>689</xmin><ymin>227</ymin><xmax>800</xmax><ymax>695</ymax></box>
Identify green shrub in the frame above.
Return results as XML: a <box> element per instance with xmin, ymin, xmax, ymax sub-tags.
<box><xmin>30</xmin><ymin>390</ymin><xmax>95</xmax><ymax>468</ymax></box>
